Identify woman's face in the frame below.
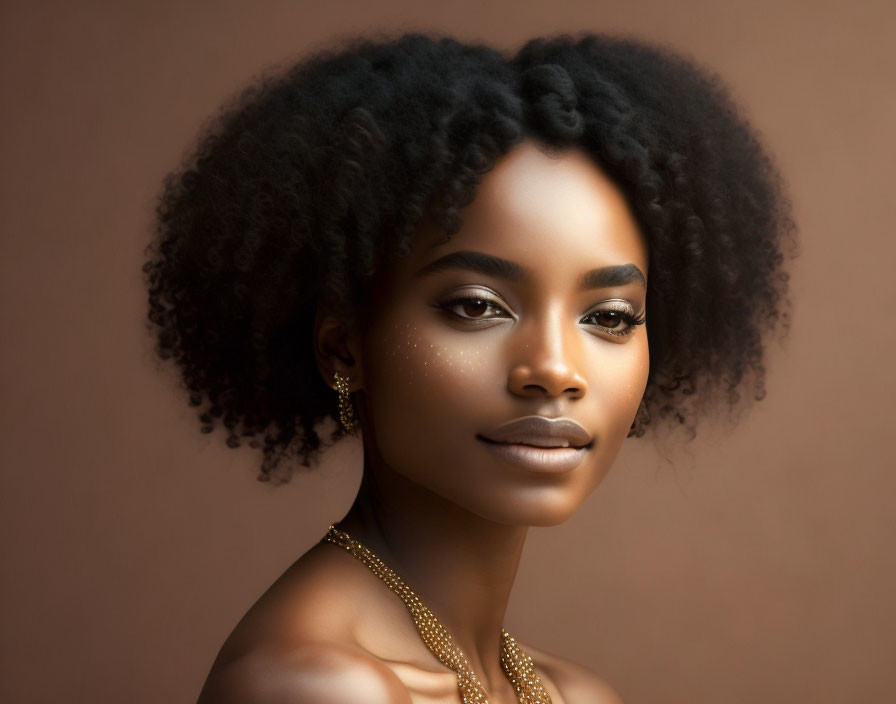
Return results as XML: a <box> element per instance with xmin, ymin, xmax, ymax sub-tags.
<box><xmin>355</xmin><ymin>139</ymin><xmax>649</xmax><ymax>526</ymax></box>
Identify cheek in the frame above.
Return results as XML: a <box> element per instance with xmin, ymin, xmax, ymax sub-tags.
<box><xmin>367</xmin><ymin>320</ymin><xmax>492</xmax><ymax>392</ymax></box>
<box><xmin>620</xmin><ymin>334</ymin><xmax>650</xmax><ymax>404</ymax></box>
<box><xmin>359</xmin><ymin>320</ymin><xmax>498</xmax><ymax>457</ymax></box>
<box><xmin>589</xmin><ymin>333</ymin><xmax>650</xmax><ymax>438</ymax></box>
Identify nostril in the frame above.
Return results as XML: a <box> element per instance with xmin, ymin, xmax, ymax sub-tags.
<box><xmin>508</xmin><ymin>362</ymin><xmax>588</xmax><ymax>400</ymax></box>
<box><xmin>522</xmin><ymin>384</ymin><xmax>547</xmax><ymax>393</ymax></box>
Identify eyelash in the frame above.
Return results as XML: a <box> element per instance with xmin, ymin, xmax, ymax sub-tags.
<box><xmin>435</xmin><ymin>294</ymin><xmax>646</xmax><ymax>337</ymax></box>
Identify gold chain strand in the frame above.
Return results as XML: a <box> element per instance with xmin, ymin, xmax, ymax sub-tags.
<box><xmin>322</xmin><ymin>525</ymin><xmax>552</xmax><ymax>704</ymax></box>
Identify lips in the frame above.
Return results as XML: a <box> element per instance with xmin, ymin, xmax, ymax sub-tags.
<box><xmin>478</xmin><ymin>416</ymin><xmax>593</xmax><ymax>449</ymax></box>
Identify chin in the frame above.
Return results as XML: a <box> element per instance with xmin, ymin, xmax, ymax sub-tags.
<box><xmin>460</xmin><ymin>485</ymin><xmax>597</xmax><ymax>528</ymax></box>
<box><xmin>414</xmin><ymin>443</ymin><xmax>618</xmax><ymax>528</ymax></box>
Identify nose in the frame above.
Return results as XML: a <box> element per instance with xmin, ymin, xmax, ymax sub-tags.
<box><xmin>507</xmin><ymin>307</ymin><xmax>587</xmax><ymax>400</ymax></box>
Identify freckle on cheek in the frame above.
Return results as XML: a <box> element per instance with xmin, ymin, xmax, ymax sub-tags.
<box><xmin>379</xmin><ymin>322</ymin><xmax>499</xmax><ymax>386</ymax></box>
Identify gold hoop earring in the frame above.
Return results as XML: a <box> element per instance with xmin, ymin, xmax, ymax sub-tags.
<box><xmin>333</xmin><ymin>370</ymin><xmax>356</xmax><ymax>432</ymax></box>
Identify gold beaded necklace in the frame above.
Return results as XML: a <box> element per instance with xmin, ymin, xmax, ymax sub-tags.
<box><xmin>322</xmin><ymin>525</ymin><xmax>552</xmax><ymax>704</ymax></box>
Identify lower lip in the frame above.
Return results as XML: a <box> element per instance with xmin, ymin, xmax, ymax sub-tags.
<box><xmin>477</xmin><ymin>437</ymin><xmax>589</xmax><ymax>473</ymax></box>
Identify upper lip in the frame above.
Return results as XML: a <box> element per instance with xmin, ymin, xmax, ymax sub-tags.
<box><xmin>479</xmin><ymin>416</ymin><xmax>594</xmax><ymax>449</ymax></box>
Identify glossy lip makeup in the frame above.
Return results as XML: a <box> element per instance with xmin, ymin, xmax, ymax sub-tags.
<box><xmin>476</xmin><ymin>436</ymin><xmax>591</xmax><ymax>473</ymax></box>
<box><xmin>476</xmin><ymin>415</ymin><xmax>594</xmax><ymax>473</ymax></box>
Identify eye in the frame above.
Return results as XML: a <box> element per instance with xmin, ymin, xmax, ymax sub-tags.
<box><xmin>436</xmin><ymin>292</ymin><xmax>512</xmax><ymax>323</ymax></box>
<box><xmin>581</xmin><ymin>302</ymin><xmax>646</xmax><ymax>338</ymax></box>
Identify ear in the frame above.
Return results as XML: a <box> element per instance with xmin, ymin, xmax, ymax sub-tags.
<box><xmin>313</xmin><ymin>306</ymin><xmax>364</xmax><ymax>392</ymax></box>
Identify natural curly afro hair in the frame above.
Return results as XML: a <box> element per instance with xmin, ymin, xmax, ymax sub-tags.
<box><xmin>143</xmin><ymin>31</ymin><xmax>795</xmax><ymax>483</ymax></box>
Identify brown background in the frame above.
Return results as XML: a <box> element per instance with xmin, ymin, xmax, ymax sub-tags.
<box><xmin>2</xmin><ymin>1</ymin><xmax>894</xmax><ymax>702</ymax></box>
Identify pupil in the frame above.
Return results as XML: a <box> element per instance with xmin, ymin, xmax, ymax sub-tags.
<box><xmin>463</xmin><ymin>299</ymin><xmax>488</xmax><ymax>317</ymax></box>
<box><xmin>599</xmin><ymin>312</ymin><xmax>620</xmax><ymax>327</ymax></box>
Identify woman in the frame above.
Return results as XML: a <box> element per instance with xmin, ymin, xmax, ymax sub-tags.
<box><xmin>144</xmin><ymin>31</ymin><xmax>793</xmax><ymax>703</ymax></box>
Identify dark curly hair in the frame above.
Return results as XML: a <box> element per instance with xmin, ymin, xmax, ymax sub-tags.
<box><xmin>143</xmin><ymin>31</ymin><xmax>794</xmax><ymax>482</ymax></box>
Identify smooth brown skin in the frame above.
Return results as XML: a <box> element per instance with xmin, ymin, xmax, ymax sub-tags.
<box><xmin>196</xmin><ymin>139</ymin><xmax>649</xmax><ymax>703</ymax></box>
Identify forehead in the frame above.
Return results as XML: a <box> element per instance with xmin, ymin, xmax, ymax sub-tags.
<box><xmin>366</xmin><ymin>139</ymin><xmax>647</xmax><ymax>306</ymax></box>
<box><xmin>407</xmin><ymin>139</ymin><xmax>647</xmax><ymax>282</ymax></box>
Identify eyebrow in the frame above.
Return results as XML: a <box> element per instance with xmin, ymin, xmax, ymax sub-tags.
<box><xmin>414</xmin><ymin>250</ymin><xmax>646</xmax><ymax>289</ymax></box>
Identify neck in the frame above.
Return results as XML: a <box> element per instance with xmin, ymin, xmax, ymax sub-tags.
<box><xmin>336</xmin><ymin>456</ymin><xmax>528</xmax><ymax>694</ymax></box>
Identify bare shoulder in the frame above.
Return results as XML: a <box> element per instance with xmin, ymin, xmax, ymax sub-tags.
<box><xmin>196</xmin><ymin>542</ymin><xmax>416</xmax><ymax>703</ymax></box>
<box><xmin>522</xmin><ymin>642</ymin><xmax>624</xmax><ymax>704</ymax></box>
<box><xmin>196</xmin><ymin>641</ymin><xmax>413</xmax><ymax>704</ymax></box>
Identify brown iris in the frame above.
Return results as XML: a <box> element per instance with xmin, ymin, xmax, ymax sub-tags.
<box><xmin>591</xmin><ymin>311</ymin><xmax>622</xmax><ymax>328</ymax></box>
<box><xmin>461</xmin><ymin>298</ymin><xmax>490</xmax><ymax>318</ymax></box>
